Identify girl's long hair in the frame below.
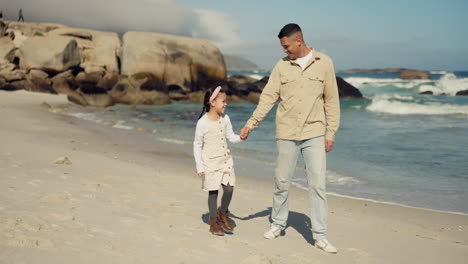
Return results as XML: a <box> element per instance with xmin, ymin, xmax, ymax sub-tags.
<box><xmin>198</xmin><ymin>87</ymin><xmax>225</xmax><ymax>119</ymax></box>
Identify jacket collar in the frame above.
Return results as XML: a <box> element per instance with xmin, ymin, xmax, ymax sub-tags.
<box><xmin>285</xmin><ymin>47</ymin><xmax>321</xmax><ymax>69</ymax></box>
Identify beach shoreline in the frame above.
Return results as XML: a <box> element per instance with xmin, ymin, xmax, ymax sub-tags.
<box><xmin>1</xmin><ymin>90</ymin><xmax>467</xmax><ymax>264</ymax></box>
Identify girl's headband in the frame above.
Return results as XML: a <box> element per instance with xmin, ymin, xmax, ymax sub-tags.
<box><xmin>209</xmin><ymin>86</ymin><xmax>222</xmax><ymax>103</ymax></box>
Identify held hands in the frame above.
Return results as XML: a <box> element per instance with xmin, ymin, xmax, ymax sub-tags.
<box><xmin>240</xmin><ymin>127</ymin><xmax>251</xmax><ymax>140</ymax></box>
<box><xmin>198</xmin><ymin>172</ymin><xmax>205</xmax><ymax>178</ymax></box>
<box><xmin>325</xmin><ymin>139</ymin><xmax>334</xmax><ymax>152</ymax></box>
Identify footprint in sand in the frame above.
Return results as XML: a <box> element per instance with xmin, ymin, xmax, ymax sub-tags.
<box><xmin>39</xmin><ymin>192</ymin><xmax>71</xmax><ymax>203</ymax></box>
<box><xmin>81</xmin><ymin>182</ymin><xmax>112</xmax><ymax>192</ymax></box>
<box><xmin>346</xmin><ymin>247</ymin><xmax>370</xmax><ymax>257</ymax></box>
<box><xmin>0</xmin><ymin>217</ymin><xmax>54</xmax><ymax>249</ymax></box>
<box><xmin>241</xmin><ymin>254</ymin><xmax>278</xmax><ymax>264</ymax></box>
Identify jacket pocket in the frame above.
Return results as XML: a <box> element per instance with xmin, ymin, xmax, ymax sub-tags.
<box><xmin>306</xmin><ymin>76</ymin><xmax>325</xmax><ymax>96</ymax></box>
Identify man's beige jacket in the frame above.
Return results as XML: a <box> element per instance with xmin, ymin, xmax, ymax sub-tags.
<box><xmin>245</xmin><ymin>50</ymin><xmax>340</xmax><ymax>141</ymax></box>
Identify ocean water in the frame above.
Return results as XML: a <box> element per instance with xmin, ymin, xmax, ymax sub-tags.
<box><xmin>68</xmin><ymin>71</ymin><xmax>468</xmax><ymax>214</ymax></box>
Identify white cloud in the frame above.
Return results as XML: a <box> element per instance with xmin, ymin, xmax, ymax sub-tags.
<box><xmin>191</xmin><ymin>9</ymin><xmax>241</xmax><ymax>50</ymax></box>
<box><xmin>1</xmin><ymin>0</ymin><xmax>242</xmax><ymax>50</ymax></box>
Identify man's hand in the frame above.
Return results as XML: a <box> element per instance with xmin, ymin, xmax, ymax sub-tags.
<box><xmin>240</xmin><ymin>127</ymin><xmax>252</xmax><ymax>140</ymax></box>
<box><xmin>198</xmin><ymin>172</ymin><xmax>205</xmax><ymax>178</ymax></box>
<box><xmin>325</xmin><ymin>139</ymin><xmax>334</xmax><ymax>152</ymax></box>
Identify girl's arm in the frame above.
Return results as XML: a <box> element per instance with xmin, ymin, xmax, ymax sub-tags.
<box><xmin>193</xmin><ymin>119</ymin><xmax>207</xmax><ymax>173</ymax></box>
<box><xmin>225</xmin><ymin>115</ymin><xmax>242</xmax><ymax>143</ymax></box>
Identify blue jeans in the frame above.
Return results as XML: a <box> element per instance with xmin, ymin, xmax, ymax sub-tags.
<box><xmin>271</xmin><ymin>136</ymin><xmax>328</xmax><ymax>240</ymax></box>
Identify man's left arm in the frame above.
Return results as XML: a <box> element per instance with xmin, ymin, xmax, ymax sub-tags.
<box><xmin>323</xmin><ymin>59</ymin><xmax>341</xmax><ymax>152</ymax></box>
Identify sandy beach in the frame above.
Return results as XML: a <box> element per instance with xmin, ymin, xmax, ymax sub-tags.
<box><xmin>0</xmin><ymin>90</ymin><xmax>467</xmax><ymax>264</ymax></box>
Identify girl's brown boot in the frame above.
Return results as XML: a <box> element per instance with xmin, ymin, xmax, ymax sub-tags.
<box><xmin>209</xmin><ymin>217</ymin><xmax>224</xmax><ymax>236</ymax></box>
<box><xmin>217</xmin><ymin>207</ymin><xmax>234</xmax><ymax>232</ymax></box>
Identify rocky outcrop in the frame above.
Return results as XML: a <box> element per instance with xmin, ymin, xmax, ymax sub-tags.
<box><xmin>419</xmin><ymin>91</ymin><xmax>433</xmax><ymax>95</ymax></box>
<box><xmin>0</xmin><ymin>37</ymin><xmax>15</xmax><ymax>64</ymax></box>
<box><xmin>341</xmin><ymin>68</ymin><xmax>431</xmax><ymax>80</ymax></box>
<box><xmin>121</xmin><ymin>31</ymin><xmax>225</xmax><ymax>93</ymax></box>
<box><xmin>0</xmin><ymin>20</ymin><xmax>227</xmax><ymax>106</ymax></box>
<box><xmin>336</xmin><ymin>77</ymin><xmax>363</xmax><ymax>98</ymax></box>
<box><xmin>18</xmin><ymin>36</ymin><xmax>81</xmax><ymax>72</ymax></box>
<box><xmin>226</xmin><ymin>75</ymin><xmax>363</xmax><ymax>103</ymax></box>
<box><xmin>47</xmin><ymin>27</ymin><xmax>121</xmax><ymax>74</ymax></box>
<box><xmin>456</xmin><ymin>90</ymin><xmax>468</xmax><ymax>96</ymax></box>
<box><xmin>399</xmin><ymin>69</ymin><xmax>430</xmax><ymax>80</ymax></box>
<box><xmin>4</xmin><ymin>21</ymin><xmax>66</xmax><ymax>37</ymax></box>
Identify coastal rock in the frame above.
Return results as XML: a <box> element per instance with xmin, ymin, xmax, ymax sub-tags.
<box><xmin>168</xmin><ymin>84</ymin><xmax>188</xmax><ymax>100</ymax></box>
<box><xmin>76</xmin><ymin>71</ymin><xmax>103</xmax><ymax>84</ymax></box>
<box><xmin>227</xmin><ymin>95</ymin><xmax>243</xmax><ymax>103</ymax></box>
<box><xmin>225</xmin><ymin>75</ymin><xmax>363</xmax><ymax>100</ymax></box>
<box><xmin>0</xmin><ymin>77</ymin><xmax>6</xmax><ymax>89</ymax></box>
<box><xmin>29</xmin><ymin>69</ymin><xmax>49</xmax><ymax>80</ymax></box>
<box><xmin>0</xmin><ymin>64</ymin><xmax>26</xmax><ymax>82</ymax></box>
<box><xmin>108</xmin><ymin>78</ymin><xmax>171</xmax><ymax>105</ymax></box>
<box><xmin>399</xmin><ymin>69</ymin><xmax>430</xmax><ymax>80</ymax></box>
<box><xmin>121</xmin><ymin>31</ymin><xmax>226</xmax><ymax>92</ymax></box>
<box><xmin>228</xmin><ymin>75</ymin><xmax>258</xmax><ymax>85</ymax></box>
<box><xmin>9</xmin><ymin>30</ymin><xmax>28</xmax><ymax>48</ymax></box>
<box><xmin>0</xmin><ymin>20</ymin><xmax>6</xmax><ymax>36</ymax></box>
<box><xmin>24</xmin><ymin>75</ymin><xmax>55</xmax><ymax>94</ymax></box>
<box><xmin>420</xmin><ymin>91</ymin><xmax>434</xmax><ymax>95</ymax></box>
<box><xmin>456</xmin><ymin>89</ymin><xmax>468</xmax><ymax>96</ymax></box>
<box><xmin>48</xmin><ymin>28</ymin><xmax>120</xmax><ymax>73</ymax></box>
<box><xmin>246</xmin><ymin>92</ymin><xmax>261</xmax><ymax>103</ymax></box>
<box><xmin>1</xmin><ymin>80</ymin><xmax>26</xmax><ymax>91</ymax></box>
<box><xmin>24</xmin><ymin>69</ymin><xmax>54</xmax><ymax>93</ymax></box>
<box><xmin>51</xmin><ymin>70</ymin><xmax>76</xmax><ymax>93</ymax></box>
<box><xmin>81</xmin><ymin>92</ymin><xmax>114</xmax><ymax>107</ymax></box>
<box><xmin>227</xmin><ymin>75</ymin><xmax>260</xmax><ymax>96</ymax></box>
<box><xmin>18</xmin><ymin>36</ymin><xmax>81</xmax><ymax>72</ymax></box>
<box><xmin>96</xmin><ymin>72</ymin><xmax>121</xmax><ymax>91</ymax></box>
<box><xmin>5</xmin><ymin>21</ymin><xmax>66</xmax><ymax>37</ymax></box>
<box><xmin>129</xmin><ymin>72</ymin><xmax>166</xmax><ymax>92</ymax></box>
<box><xmin>0</xmin><ymin>37</ymin><xmax>16</xmax><ymax>62</ymax></box>
<box><xmin>336</xmin><ymin>77</ymin><xmax>363</xmax><ymax>98</ymax></box>
<box><xmin>187</xmin><ymin>91</ymin><xmax>205</xmax><ymax>103</ymax></box>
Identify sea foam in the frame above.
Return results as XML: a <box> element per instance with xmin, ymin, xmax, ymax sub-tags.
<box><xmin>366</xmin><ymin>94</ymin><xmax>468</xmax><ymax>115</ymax></box>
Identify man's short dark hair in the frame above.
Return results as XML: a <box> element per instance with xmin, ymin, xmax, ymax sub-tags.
<box><xmin>278</xmin><ymin>23</ymin><xmax>302</xmax><ymax>39</ymax></box>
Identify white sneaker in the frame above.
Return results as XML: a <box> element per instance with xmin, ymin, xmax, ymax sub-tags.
<box><xmin>315</xmin><ymin>239</ymin><xmax>338</xmax><ymax>254</ymax></box>
<box><xmin>263</xmin><ymin>224</ymin><xmax>282</xmax><ymax>239</ymax></box>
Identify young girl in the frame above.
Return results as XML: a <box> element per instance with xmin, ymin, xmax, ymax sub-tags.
<box><xmin>193</xmin><ymin>86</ymin><xmax>242</xmax><ymax>236</ymax></box>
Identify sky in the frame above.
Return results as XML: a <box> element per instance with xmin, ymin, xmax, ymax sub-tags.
<box><xmin>1</xmin><ymin>0</ymin><xmax>467</xmax><ymax>71</ymax></box>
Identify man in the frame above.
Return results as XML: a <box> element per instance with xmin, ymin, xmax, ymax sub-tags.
<box><xmin>18</xmin><ymin>8</ymin><xmax>24</xmax><ymax>22</ymax></box>
<box><xmin>240</xmin><ymin>23</ymin><xmax>340</xmax><ymax>253</ymax></box>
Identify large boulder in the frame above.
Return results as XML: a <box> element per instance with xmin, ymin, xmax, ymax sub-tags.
<box><xmin>24</xmin><ymin>74</ymin><xmax>55</xmax><ymax>94</ymax></box>
<box><xmin>0</xmin><ymin>63</ymin><xmax>26</xmax><ymax>82</ymax></box>
<box><xmin>0</xmin><ymin>20</ymin><xmax>6</xmax><ymax>36</ymax></box>
<box><xmin>108</xmin><ymin>78</ymin><xmax>171</xmax><ymax>105</ymax></box>
<box><xmin>336</xmin><ymin>77</ymin><xmax>363</xmax><ymax>98</ymax></box>
<box><xmin>227</xmin><ymin>75</ymin><xmax>259</xmax><ymax>96</ymax></box>
<box><xmin>48</xmin><ymin>27</ymin><xmax>120</xmax><ymax>73</ymax></box>
<box><xmin>400</xmin><ymin>69</ymin><xmax>430</xmax><ymax>80</ymax></box>
<box><xmin>5</xmin><ymin>21</ymin><xmax>66</xmax><ymax>37</ymax></box>
<box><xmin>0</xmin><ymin>37</ymin><xmax>16</xmax><ymax>63</ymax></box>
<box><xmin>121</xmin><ymin>31</ymin><xmax>226</xmax><ymax>92</ymax></box>
<box><xmin>18</xmin><ymin>36</ymin><xmax>81</xmax><ymax>72</ymax></box>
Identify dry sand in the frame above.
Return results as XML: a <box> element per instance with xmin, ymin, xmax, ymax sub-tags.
<box><xmin>0</xmin><ymin>90</ymin><xmax>467</xmax><ymax>264</ymax></box>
